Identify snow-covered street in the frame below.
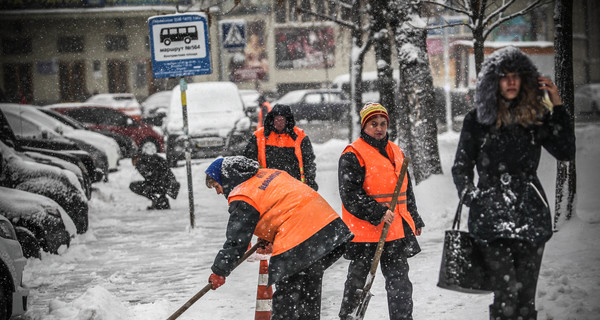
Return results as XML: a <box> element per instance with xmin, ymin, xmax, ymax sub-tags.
<box><xmin>22</xmin><ymin>122</ymin><xmax>600</xmax><ymax>320</ymax></box>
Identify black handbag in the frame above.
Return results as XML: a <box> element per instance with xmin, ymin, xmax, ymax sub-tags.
<box><xmin>437</xmin><ymin>198</ymin><xmax>492</xmax><ymax>294</ymax></box>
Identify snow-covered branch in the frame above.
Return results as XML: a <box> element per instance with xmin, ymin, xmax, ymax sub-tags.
<box><xmin>420</xmin><ymin>0</ymin><xmax>472</xmax><ymax>16</ymax></box>
<box><xmin>294</xmin><ymin>6</ymin><xmax>357</xmax><ymax>29</ymax></box>
<box><xmin>482</xmin><ymin>0</ymin><xmax>544</xmax><ymax>39</ymax></box>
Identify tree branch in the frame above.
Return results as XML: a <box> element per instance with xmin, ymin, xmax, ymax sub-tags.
<box><xmin>295</xmin><ymin>6</ymin><xmax>357</xmax><ymax>29</ymax></box>
<box><xmin>420</xmin><ymin>0</ymin><xmax>472</xmax><ymax>16</ymax></box>
<box><xmin>482</xmin><ymin>0</ymin><xmax>544</xmax><ymax>39</ymax></box>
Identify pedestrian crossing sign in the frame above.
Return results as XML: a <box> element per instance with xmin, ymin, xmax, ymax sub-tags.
<box><xmin>220</xmin><ymin>20</ymin><xmax>246</xmax><ymax>50</ymax></box>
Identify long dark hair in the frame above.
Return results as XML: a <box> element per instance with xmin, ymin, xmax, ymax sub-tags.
<box><xmin>495</xmin><ymin>71</ymin><xmax>546</xmax><ymax>128</ymax></box>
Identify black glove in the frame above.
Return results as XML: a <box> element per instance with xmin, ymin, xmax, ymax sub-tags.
<box><xmin>462</xmin><ymin>185</ymin><xmax>480</xmax><ymax>207</ymax></box>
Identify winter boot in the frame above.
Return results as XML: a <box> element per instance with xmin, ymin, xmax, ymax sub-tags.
<box><xmin>154</xmin><ymin>195</ymin><xmax>170</xmax><ymax>210</ymax></box>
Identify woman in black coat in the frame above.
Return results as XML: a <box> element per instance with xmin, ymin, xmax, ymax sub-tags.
<box><xmin>452</xmin><ymin>46</ymin><xmax>575</xmax><ymax>320</ymax></box>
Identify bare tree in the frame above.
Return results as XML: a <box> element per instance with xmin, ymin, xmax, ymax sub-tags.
<box><xmin>296</xmin><ymin>0</ymin><xmax>373</xmax><ymax>140</ymax></box>
<box><xmin>421</xmin><ymin>0</ymin><xmax>547</xmax><ymax>75</ymax></box>
<box><xmin>553</xmin><ymin>0</ymin><xmax>576</xmax><ymax>230</ymax></box>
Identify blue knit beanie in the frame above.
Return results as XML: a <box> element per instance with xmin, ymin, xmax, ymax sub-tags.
<box><xmin>205</xmin><ymin>157</ymin><xmax>224</xmax><ymax>186</ymax></box>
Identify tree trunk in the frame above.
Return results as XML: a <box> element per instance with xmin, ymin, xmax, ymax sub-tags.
<box><xmin>388</xmin><ymin>1</ymin><xmax>442</xmax><ymax>184</ymax></box>
<box><xmin>348</xmin><ymin>0</ymin><xmax>369</xmax><ymax>141</ymax></box>
<box><xmin>553</xmin><ymin>0</ymin><xmax>576</xmax><ymax>231</ymax></box>
<box><xmin>370</xmin><ymin>0</ymin><xmax>397</xmax><ymax>140</ymax></box>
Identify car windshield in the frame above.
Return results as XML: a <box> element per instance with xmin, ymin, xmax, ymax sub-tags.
<box><xmin>276</xmin><ymin>90</ymin><xmax>307</xmax><ymax>104</ymax></box>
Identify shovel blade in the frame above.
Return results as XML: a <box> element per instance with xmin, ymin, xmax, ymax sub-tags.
<box><xmin>347</xmin><ymin>288</ymin><xmax>373</xmax><ymax>320</ymax></box>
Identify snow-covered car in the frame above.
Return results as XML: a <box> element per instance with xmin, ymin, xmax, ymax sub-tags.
<box><xmin>85</xmin><ymin>93</ymin><xmax>143</xmax><ymax>121</ymax></box>
<box><xmin>38</xmin><ymin>107</ymin><xmax>137</xmax><ymax>159</ymax></box>
<box><xmin>273</xmin><ymin>88</ymin><xmax>350</xmax><ymax>122</ymax></box>
<box><xmin>0</xmin><ymin>214</ymin><xmax>29</xmax><ymax>318</ymax></box>
<box><xmin>141</xmin><ymin>91</ymin><xmax>171</xmax><ymax>126</ymax></box>
<box><xmin>239</xmin><ymin>89</ymin><xmax>261</xmax><ymax>124</ymax></box>
<box><xmin>1</xmin><ymin>103</ymin><xmax>117</xmax><ymax>182</ymax></box>
<box><xmin>44</xmin><ymin>103</ymin><xmax>164</xmax><ymax>155</ymax></box>
<box><xmin>164</xmin><ymin>82</ymin><xmax>252</xmax><ymax>167</ymax></box>
<box><xmin>1</xmin><ymin>140</ymin><xmax>89</xmax><ymax>234</ymax></box>
<box><xmin>574</xmin><ymin>83</ymin><xmax>600</xmax><ymax>120</ymax></box>
<box><xmin>0</xmin><ymin>187</ymin><xmax>76</xmax><ymax>256</ymax></box>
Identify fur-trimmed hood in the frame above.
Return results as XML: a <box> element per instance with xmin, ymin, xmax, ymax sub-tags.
<box><xmin>475</xmin><ymin>46</ymin><xmax>540</xmax><ymax>125</ymax></box>
<box><xmin>263</xmin><ymin>104</ymin><xmax>298</xmax><ymax>139</ymax></box>
<box><xmin>220</xmin><ymin>156</ymin><xmax>260</xmax><ymax>198</ymax></box>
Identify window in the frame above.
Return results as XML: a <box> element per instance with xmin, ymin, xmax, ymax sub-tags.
<box><xmin>304</xmin><ymin>93</ymin><xmax>321</xmax><ymax>104</ymax></box>
<box><xmin>58</xmin><ymin>36</ymin><xmax>84</xmax><ymax>53</ymax></box>
<box><xmin>2</xmin><ymin>37</ymin><xmax>32</xmax><ymax>55</ymax></box>
<box><xmin>105</xmin><ymin>35</ymin><xmax>128</xmax><ymax>52</ymax></box>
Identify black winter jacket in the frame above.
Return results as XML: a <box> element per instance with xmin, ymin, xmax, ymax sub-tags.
<box><xmin>452</xmin><ymin>107</ymin><xmax>575</xmax><ymax>244</ymax></box>
<box><xmin>135</xmin><ymin>153</ymin><xmax>178</xmax><ymax>190</ymax></box>
<box><xmin>338</xmin><ymin>132</ymin><xmax>424</xmax><ymax>258</ymax></box>
<box><xmin>243</xmin><ymin>104</ymin><xmax>318</xmax><ymax>190</ymax></box>
<box><xmin>211</xmin><ymin>156</ymin><xmax>352</xmax><ymax>286</ymax></box>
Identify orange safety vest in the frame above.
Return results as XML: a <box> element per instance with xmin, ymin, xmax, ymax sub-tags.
<box><xmin>341</xmin><ymin>138</ymin><xmax>416</xmax><ymax>243</ymax></box>
<box><xmin>228</xmin><ymin>168</ymin><xmax>338</xmax><ymax>256</ymax></box>
<box><xmin>257</xmin><ymin>101</ymin><xmax>272</xmax><ymax>129</ymax></box>
<box><xmin>254</xmin><ymin>127</ymin><xmax>307</xmax><ymax>183</ymax></box>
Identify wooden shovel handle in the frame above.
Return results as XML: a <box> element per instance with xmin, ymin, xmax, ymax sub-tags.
<box><xmin>166</xmin><ymin>242</ymin><xmax>261</xmax><ymax>320</ymax></box>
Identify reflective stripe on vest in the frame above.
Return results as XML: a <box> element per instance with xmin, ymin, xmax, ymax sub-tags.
<box><xmin>341</xmin><ymin>138</ymin><xmax>416</xmax><ymax>243</ymax></box>
<box><xmin>228</xmin><ymin>168</ymin><xmax>338</xmax><ymax>256</ymax></box>
<box><xmin>255</xmin><ymin>127</ymin><xmax>307</xmax><ymax>183</ymax></box>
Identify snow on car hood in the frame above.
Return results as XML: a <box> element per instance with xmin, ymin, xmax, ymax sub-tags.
<box><xmin>62</xmin><ymin>129</ymin><xmax>121</xmax><ymax>169</ymax></box>
<box><xmin>0</xmin><ymin>186</ymin><xmax>77</xmax><ymax>236</ymax></box>
<box><xmin>165</xmin><ymin>82</ymin><xmax>246</xmax><ymax>137</ymax></box>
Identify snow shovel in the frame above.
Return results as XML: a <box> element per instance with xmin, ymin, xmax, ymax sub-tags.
<box><xmin>166</xmin><ymin>242</ymin><xmax>261</xmax><ymax>320</ymax></box>
<box><xmin>347</xmin><ymin>157</ymin><xmax>410</xmax><ymax>320</ymax></box>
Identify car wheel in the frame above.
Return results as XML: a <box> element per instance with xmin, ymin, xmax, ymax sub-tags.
<box><xmin>15</xmin><ymin>226</ymin><xmax>41</xmax><ymax>259</ymax></box>
<box><xmin>140</xmin><ymin>139</ymin><xmax>159</xmax><ymax>155</ymax></box>
<box><xmin>0</xmin><ymin>274</ymin><xmax>10</xmax><ymax>320</ymax></box>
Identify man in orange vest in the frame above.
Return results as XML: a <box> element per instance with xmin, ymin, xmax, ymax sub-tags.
<box><xmin>204</xmin><ymin>156</ymin><xmax>353</xmax><ymax>320</ymax></box>
<box><xmin>243</xmin><ymin>104</ymin><xmax>318</xmax><ymax>190</ymax></box>
<box><xmin>338</xmin><ymin>103</ymin><xmax>424</xmax><ymax>320</ymax></box>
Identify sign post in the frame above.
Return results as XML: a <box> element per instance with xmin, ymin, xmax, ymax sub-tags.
<box><xmin>149</xmin><ymin>13</ymin><xmax>212</xmax><ymax>228</ymax></box>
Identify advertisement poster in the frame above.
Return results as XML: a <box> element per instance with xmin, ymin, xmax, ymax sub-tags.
<box><xmin>275</xmin><ymin>27</ymin><xmax>335</xmax><ymax>70</ymax></box>
<box><xmin>227</xmin><ymin>21</ymin><xmax>268</xmax><ymax>82</ymax></box>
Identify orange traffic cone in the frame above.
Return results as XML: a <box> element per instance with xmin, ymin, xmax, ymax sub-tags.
<box><xmin>255</xmin><ymin>259</ymin><xmax>272</xmax><ymax>320</ymax></box>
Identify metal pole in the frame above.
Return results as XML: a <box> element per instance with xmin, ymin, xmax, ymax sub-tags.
<box><xmin>180</xmin><ymin>78</ymin><xmax>195</xmax><ymax>228</ymax></box>
<box><xmin>443</xmin><ymin>24</ymin><xmax>453</xmax><ymax>132</ymax></box>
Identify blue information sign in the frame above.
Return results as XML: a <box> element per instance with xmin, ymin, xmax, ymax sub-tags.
<box><xmin>148</xmin><ymin>13</ymin><xmax>212</xmax><ymax>78</ymax></box>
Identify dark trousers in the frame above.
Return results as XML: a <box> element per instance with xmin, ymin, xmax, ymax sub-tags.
<box><xmin>480</xmin><ymin>239</ymin><xmax>544</xmax><ymax>320</ymax></box>
<box><xmin>271</xmin><ymin>244</ymin><xmax>345</xmax><ymax>320</ymax></box>
<box><xmin>339</xmin><ymin>243</ymin><xmax>413</xmax><ymax>320</ymax></box>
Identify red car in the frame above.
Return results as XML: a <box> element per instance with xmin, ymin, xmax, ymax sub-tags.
<box><xmin>44</xmin><ymin>103</ymin><xmax>165</xmax><ymax>154</ymax></box>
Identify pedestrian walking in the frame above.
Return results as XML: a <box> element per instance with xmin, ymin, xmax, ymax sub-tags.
<box><xmin>243</xmin><ymin>104</ymin><xmax>319</xmax><ymax>190</ymax></box>
<box><xmin>129</xmin><ymin>151</ymin><xmax>180</xmax><ymax>210</ymax></box>
<box><xmin>451</xmin><ymin>46</ymin><xmax>576</xmax><ymax>320</ymax></box>
<box><xmin>338</xmin><ymin>103</ymin><xmax>424</xmax><ymax>320</ymax></box>
<box><xmin>204</xmin><ymin>156</ymin><xmax>353</xmax><ymax>320</ymax></box>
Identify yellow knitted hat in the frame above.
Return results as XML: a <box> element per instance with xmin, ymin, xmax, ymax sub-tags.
<box><xmin>360</xmin><ymin>102</ymin><xmax>389</xmax><ymax>128</ymax></box>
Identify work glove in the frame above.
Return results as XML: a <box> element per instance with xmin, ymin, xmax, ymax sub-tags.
<box><xmin>462</xmin><ymin>185</ymin><xmax>480</xmax><ymax>207</ymax></box>
<box><xmin>208</xmin><ymin>273</ymin><xmax>226</xmax><ymax>290</ymax></box>
<box><xmin>256</xmin><ymin>238</ymin><xmax>273</xmax><ymax>255</ymax></box>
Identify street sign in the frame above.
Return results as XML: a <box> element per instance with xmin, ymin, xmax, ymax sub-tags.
<box><xmin>220</xmin><ymin>20</ymin><xmax>246</xmax><ymax>50</ymax></box>
<box><xmin>148</xmin><ymin>13</ymin><xmax>212</xmax><ymax>78</ymax></box>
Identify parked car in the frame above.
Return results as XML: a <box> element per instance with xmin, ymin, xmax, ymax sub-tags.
<box><xmin>0</xmin><ymin>186</ymin><xmax>76</xmax><ymax>256</ymax></box>
<box><xmin>141</xmin><ymin>91</ymin><xmax>171</xmax><ymax>126</ymax></box>
<box><xmin>164</xmin><ymin>81</ymin><xmax>253</xmax><ymax>167</ymax></box>
<box><xmin>272</xmin><ymin>88</ymin><xmax>351</xmax><ymax>122</ymax></box>
<box><xmin>1</xmin><ymin>140</ymin><xmax>89</xmax><ymax>234</ymax></box>
<box><xmin>38</xmin><ymin>107</ymin><xmax>138</xmax><ymax>159</ymax></box>
<box><xmin>239</xmin><ymin>89</ymin><xmax>261</xmax><ymax>124</ymax></box>
<box><xmin>0</xmin><ymin>214</ymin><xmax>29</xmax><ymax>318</ymax></box>
<box><xmin>574</xmin><ymin>83</ymin><xmax>600</xmax><ymax>120</ymax></box>
<box><xmin>44</xmin><ymin>103</ymin><xmax>165</xmax><ymax>155</ymax></box>
<box><xmin>1</xmin><ymin>103</ymin><xmax>116</xmax><ymax>182</ymax></box>
<box><xmin>0</xmin><ymin>107</ymin><xmax>103</xmax><ymax>184</ymax></box>
<box><xmin>85</xmin><ymin>93</ymin><xmax>142</xmax><ymax>120</ymax></box>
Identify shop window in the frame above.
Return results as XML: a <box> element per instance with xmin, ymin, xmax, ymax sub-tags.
<box><xmin>1</xmin><ymin>37</ymin><xmax>32</xmax><ymax>55</ymax></box>
<box><xmin>105</xmin><ymin>35</ymin><xmax>128</xmax><ymax>52</ymax></box>
<box><xmin>58</xmin><ymin>36</ymin><xmax>84</xmax><ymax>53</ymax></box>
